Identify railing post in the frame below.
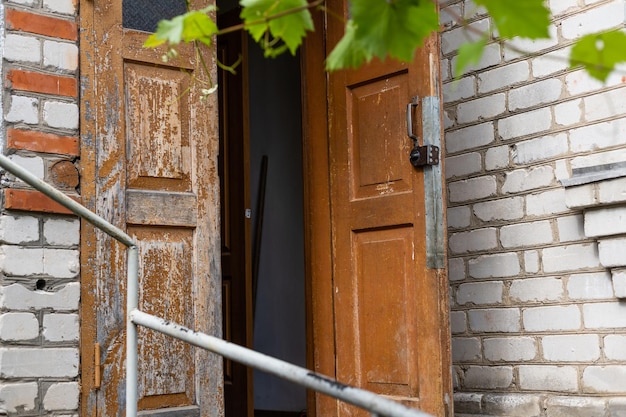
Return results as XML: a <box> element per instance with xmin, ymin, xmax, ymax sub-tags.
<box><xmin>126</xmin><ymin>246</ymin><xmax>139</xmax><ymax>417</ymax></box>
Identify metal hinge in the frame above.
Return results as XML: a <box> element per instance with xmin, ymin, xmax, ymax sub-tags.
<box><xmin>94</xmin><ymin>343</ymin><xmax>101</xmax><ymax>389</ymax></box>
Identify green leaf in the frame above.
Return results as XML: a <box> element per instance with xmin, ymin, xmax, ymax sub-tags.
<box><xmin>143</xmin><ymin>6</ymin><xmax>218</xmax><ymax>48</ymax></box>
<box><xmin>326</xmin><ymin>20</ymin><xmax>371</xmax><ymax>71</ymax></box>
<box><xmin>182</xmin><ymin>11</ymin><xmax>218</xmax><ymax>46</ymax></box>
<box><xmin>153</xmin><ymin>15</ymin><xmax>186</xmax><ymax>45</ymax></box>
<box><xmin>570</xmin><ymin>30</ymin><xmax>626</xmax><ymax>82</ymax></box>
<box><xmin>475</xmin><ymin>0</ymin><xmax>550</xmax><ymax>39</ymax></box>
<box><xmin>454</xmin><ymin>37</ymin><xmax>487</xmax><ymax>78</ymax></box>
<box><xmin>350</xmin><ymin>0</ymin><xmax>439</xmax><ymax>62</ymax></box>
<box><xmin>240</xmin><ymin>0</ymin><xmax>314</xmax><ymax>55</ymax></box>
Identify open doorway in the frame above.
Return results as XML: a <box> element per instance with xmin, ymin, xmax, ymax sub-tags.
<box><xmin>218</xmin><ymin>6</ymin><xmax>307</xmax><ymax>417</ymax></box>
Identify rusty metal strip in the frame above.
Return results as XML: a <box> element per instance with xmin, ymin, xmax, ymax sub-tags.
<box><xmin>422</xmin><ymin>96</ymin><xmax>445</xmax><ymax>269</ymax></box>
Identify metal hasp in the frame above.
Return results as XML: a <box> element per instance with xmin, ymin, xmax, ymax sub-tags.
<box><xmin>407</xmin><ymin>99</ymin><xmax>440</xmax><ymax>167</ymax></box>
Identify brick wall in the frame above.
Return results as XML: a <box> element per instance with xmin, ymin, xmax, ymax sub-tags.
<box><xmin>441</xmin><ymin>0</ymin><xmax>626</xmax><ymax>415</ymax></box>
<box><xmin>0</xmin><ymin>0</ymin><xmax>80</xmax><ymax>414</ymax></box>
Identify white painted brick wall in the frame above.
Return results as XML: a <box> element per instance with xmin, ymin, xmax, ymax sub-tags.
<box><xmin>450</xmin><ymin>310</ymin><xmax>467</xmax><ymax>334</ymax></box>
<box><xmin>8</xmin><ymin>154</ymin><xmax>45</xmax><ymax>180</ymax></box>
<box><xmin>447</xmin><ymin>205</ymin><xmax>471</xmax><ymax>228</ymax></box>
<box><xmin>473</xmin><ymin>197</ymin><xmax>524</xmax><ymax>222</ymax></box>
<box><xmin>583</xmin><ymin>302</ymin><xmax>626</xmax><ymax>329</ymax></box>
<box><xmin>483</xmin><ymin>337</ymin><xmax>537</xmax><ymax>362</ymax></box>
<box><xmin>442</xmin><ymin>0</ymin><xmax>626</xmax><ymax>411</ymax></box>
<box><xmin>0</xmin><ymin>312</ymin><xmax>39</xmax><ymax>341</ymax></box>
<box><xmin>502</xmin><ymin>166</ymin><xmax>555</xmax><ymax>194</ymax></box>
<box><xmin>449</xmin><ymin>228</ymin><xmax>498</xmax><ymax>254</ymax></box>
<box><xmin>511</xmin><ymin>133</ymin><xmax>569</xmax><ymax>165</ymax></box>
<box><xmin>452</xmin><ymin>337</ymin><xmax>482</xmax><ymax>361</ymax></box>
<box><xmin>478</xmin><ymin>61</ymin><xmax>530</xmax><ymax>94</ymax></box>
<box><xmin>482</xmin><ymin>393</ymin><xmax>541</xmax><ymax>417</ymax></box>
<box><xmin>509</xmin><ymin>277</ymin><xmax>563</xmax><ymax>303</ymax></box>
<box><xmin>457</xmin><ymin>93</ymin><xmax>506</xmax><ymax>124</ymax></box>
<box><xmin>5</xmin><ymin>95</ymin><xmax>39</xmax><ymax>124</ymax></box>
<box><xmin>446</xmin><ymin>122</ymin><xmax>494</xmax><ymax>153</ymax></box>
<box><xmin>44</xmin><ymin>218</ymin><xmax>80</xmax><ymax>246</ymax></box>
<box><xmin>585</xmin><ymin>206</ymin><xmax>626</xmax><ymax>237</ymax></box>
<box><xmin>42</xmin><ymin>313</ymin><xmax>79</xmax><ymax>342</ymax></box>
<box><xmin>468</xmin><ymin>308</ymin><xmax>520</xmax><ymax>332</ymax></box>
<box><xmin>43</xmin><ymin>381</ymin><xmax>79</xmax><ymax>410</ymax></box>
<box><xmin>518</xmin><ymin>365</ymin><xmax>578</xmax><ymax>392</ymax></box>
<box><xmin>526</xmin><ymin>188</ymin><xmax>569</xmax><ymax>217</ymax></box>
<box><xmin>0</xmin><ymin>382</ymin><xmax>38</xmax><ymax>413</ymax></box>
<box><xmin>457</xmin><ymin>281</ymin><xmax>503</xmax><ymax>305</ymax></box>
<box><xmin>545</xmin><ymin>396</ymin><xmax>607</xmax><ymax>417</ymax></box>
<box><xmin>598</xmin><ymin>237</ymin><xmax>626</xmax><ymax>267</ymax></box>
<box><xmin>542</xmin><ymin>243</ymin><xmax>600</xmax><ymax>273</ymax></box>
<box><xmin>583</xmin><ymin>366</ymin><xmax>626</xmax><ymax>393</ymax></box>
<box><xmin>0</xmin><ymin>348</ymin><xmax>79</xmax><ymax>377</ymax></box>
<box><xmin>445</xmin><ymin>152</ymin><xmax>482</xmax><ymax>178</ymax></box>
<box><xmin>0</xmin><ymin>215</ymin><xmax>39</xmax><ymax>244</ymax></box>
<box><xmin>484</xmin><ymin>145</ymin><xmax>508</xmax><ymax>171</ymax></box>
<box><xmin>560</xmin><ymin>0</ymin><xmax>625</xmax><ymax>39</ymax></box>
<box><xmin>557</xmin><ymin>214</ymin><xmax>585</xmax><ymax>243</ymax></box>
<box><xmin>604</xmin><ymin>335</ymin><xmax>626</xmax><ymax>360</ymax></box>
<box><xmin>43</xmin><ymin>40</ymin><xmax>79</xmax><ymax>71</ymax></box>
<box><xmin>449</xmin><ymin>175</ymin><xmax>497</xmax><ymax>203</ymax></box>
<box><xmin>43</xmin><ymin>101</ymin><xmax>79</xmax><ymax>130</ymax></box>
<box><xmin>498</xmin><ymin>108</ymin><xmax>552</xmax><ymax>140</ymax></box>
<box><xmin>0</xmin><ymin>246</ymin><xmax>79</xmax><ymax>278</ymax></box>
<box><xmin>0</xmin><ymin>283</ymin><xmax>80</xmax><ymax>311</ymax></box>
<box><xmin>508</xmin><ymin>78</ymin><xmax>562</xmax><ymax>112</ymax></box>
<box><xmin>542</xmin><ymin>334</ymin><xmax>600</xmax><ymax>361</ymax></box>
<box><xmin>3</xmin><ymin>34</ymin><xmax>41</xmax><ymax>63</ymax></box>
<box><xmin>499</xmin><ymin>220</ymin><xmax>553</xmax><ymax>248</ymax></box>
<box><xmin>523</xmin><ymin>305</ymin><xmax>581</xmax><ymax>331</ymax></box>
<box><xmin>567</xmin><ymin>272</ymin><xmax>614</xmax><ymax>300</ymax></box>
<box><xmin>468</xmin><ymin>252</ymin><xmax>520</xmax><ymax>278</ymax></box>
<box><xmin>464</xmin><ymin>366</ymin><xmax>513</xmax><ymax>389</ymax></box>
<box><xmin>43</xmin><ymin>0</ymin><xmax>77</xmax><ymax>14</ymax></box>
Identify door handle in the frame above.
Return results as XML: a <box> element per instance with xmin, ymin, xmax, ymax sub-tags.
<box><xmin>407</xmin><ymin>97</ymin><xmax>439</xmax><ymax>167</ymax></box>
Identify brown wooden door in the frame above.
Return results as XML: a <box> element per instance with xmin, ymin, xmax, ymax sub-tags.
<box><xmin>80</xmin><ymin>0</ymin><xmax>222</xmax><ymax>416</ymax></box>
<box><xmin>302</xmin><ymin>1</ymin><xmax>452</xmax><ymax>416</ymax></box>
<box><xmin>218</xmin><ymin>9</ymin><xmax>254</xmax><ymax>417</ymax></box>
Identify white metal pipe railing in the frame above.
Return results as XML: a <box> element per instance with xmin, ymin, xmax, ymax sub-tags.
<box><xmin>0</xmin><ymin>154</ymin><xmax>435</xmax><ymax>417</ymax></box>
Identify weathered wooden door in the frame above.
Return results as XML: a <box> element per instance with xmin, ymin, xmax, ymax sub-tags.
<box><xmin>80</xmin><ymin>0</ymin><xmax>222</xmax><ymax>416</ymax></box>
<box><xmin>302</xmin><ymin>1</ymin><xmax>452</xmax><ymax>416</ymax></box>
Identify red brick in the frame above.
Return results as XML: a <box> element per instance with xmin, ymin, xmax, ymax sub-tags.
<box><xmin>6</xmin><ymin>8</ymin><xmax>77</xmax><ymax>41</ymax></box>
<box><xmin>7</xmin><ymin>69</ymin><xmax>77</xmax><ymax>97</ymax></box>
<box><xmin>7</xmin><ymin>128</ymin><xmax>79</xmax><ymax>156</ymax></box>
<box><xmin>4</xmin><ymin>188</ymin><xmax>80</xmax><ymax>215</ymax></box>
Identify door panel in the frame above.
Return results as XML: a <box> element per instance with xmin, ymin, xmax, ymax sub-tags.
<box><xmin>302</xmin><ymin>0</ymin><xmax>452</xmax><ymax>416</ymax></box>
<box><xmin>80</xmin><ymin>0</ymin><xmax>222</xmax><ymax>415</ymax></box>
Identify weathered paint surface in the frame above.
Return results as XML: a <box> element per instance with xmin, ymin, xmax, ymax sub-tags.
<box><xmin>80</xmin><ymin>0</ymin><xmax>222</xmax><ymax>415</ymax></box>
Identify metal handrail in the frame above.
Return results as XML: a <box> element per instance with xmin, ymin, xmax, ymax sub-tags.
<box><xmin>0</xmin><ymin>153</ymin><xmax>434</xmax><ymax>417</ymax></box>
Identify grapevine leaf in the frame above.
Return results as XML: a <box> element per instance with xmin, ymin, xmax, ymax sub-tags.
<box><xmin>143</xmin><ymin>6</ymin><xmax>218</xmax><ymax>48</ymax></box>
<box><xmin>182</xmin><ymin>11</ymin><xmax>218</xmax><ymax>47</ymax></box>
<box><xmin>570</xmin><ymin>30</ymin><xmax>626</xmax><ymax>82</ymax></box>
<box><xmin>454</xmin><ymin>37</ymin><xmax>487</xmax><ymax>78</ymax></box>
<box><xmin>151</xmin><ymin>15</ymin><xmax>186</xmax><ymax>45</ymax></box>
<box><xmin>350</xmin><ymin>0</ymin><xmax>438</xmax><ymax>62</ymax></box>
<box><xmin>326</xmin><ymin>20</ymin><xmax>371</xmax><ymax>71</ymax></box>
<box><xmin>240</xmin><ymin>0</ymin><xmax>314</xmax><ymax>55</ymax></box>
<box><xmin>475</xmin><ymin>0</ymin><xmax>550</xmax><ymax>39</ymax></box>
